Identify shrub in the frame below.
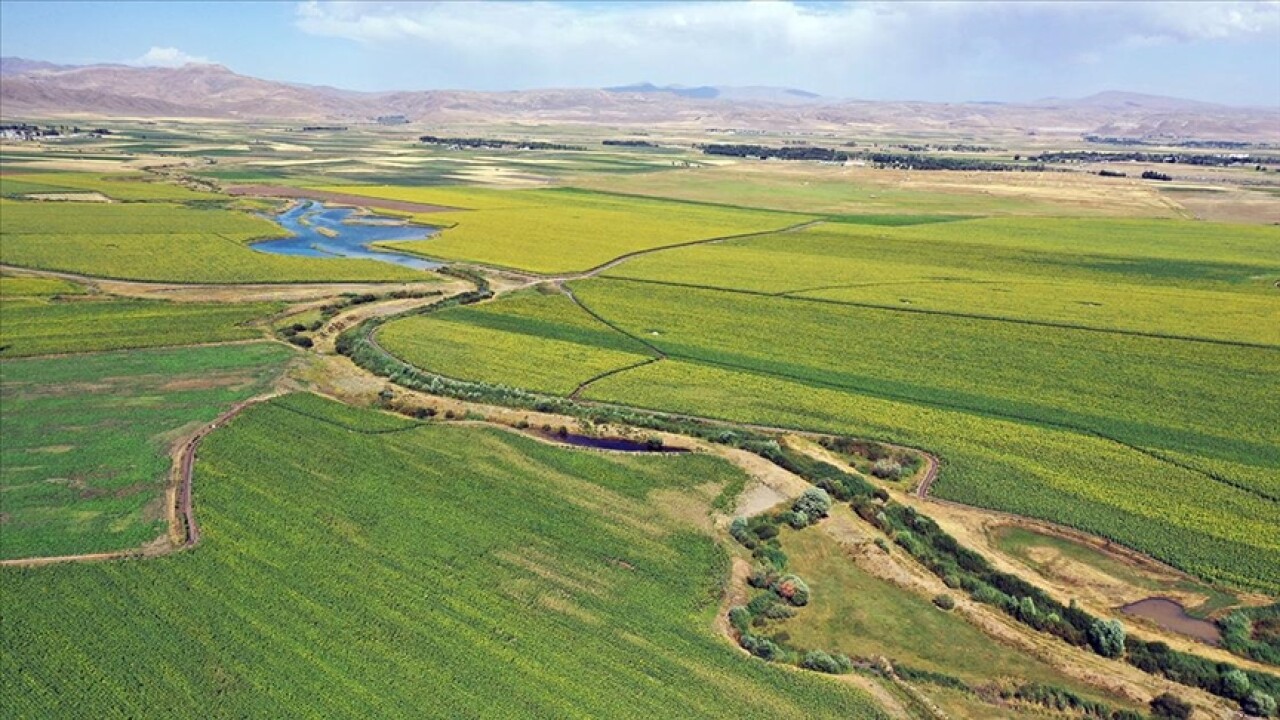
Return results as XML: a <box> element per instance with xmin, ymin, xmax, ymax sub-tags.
<box><xmin>1243</xmin><ymin>692</ymin><xmax>1277</xmax><ymax>718</ymax></box>
<box><xmin>728</xmin><ymin>606</ymin><xmax>751</xmax><ymax>633</ymax></box>
<box><xmin>287</xmin><ymin>335</ymin><xmax>314</xmax><ymax>348</ymax></box>
<box><xmin>729</xmin><ymin>517</ymin><xmax>750</xmax><ymax>545</ymax></box>
<box><xmin>1088</xmin><ymin>619</ymin><xmax>1126</xmax><ymax>659</ymax></box>
<box><xmin>745</xmin><ymin>593</ymin><xmax>777</xmax><ymax>617</ymax></box>
<box><xmin>782</xmin><ymin>510</ymin><xmax>809</xmax><ymax>529</ymax></box>
<box><xmin>1223</xmin><ymin>668</ymin><xmax>1252</xmax><ymax>699</ymax></box>
<box><xmin>871</xmin><ymin>459</ymin><xmax>903</xmax><ymax>480</ymax></box>
<box><xmin>792</xmin><ymin>488</ymin><xmax>832</xmax><ymax>523</ymax></box>
<box><xmin>753</xmin><ymin>545</ymin><xmax>787</xmax><ymax>569</ymax></box>
<box><xmin>1150</xmin><ymin>692</ymin><xmax>1192</xmax><ymax>719</ymax></box>
<box><xmin>644</xmin><ymin>436</ymin><xmax>664</xmax><ymax>451</ymax></box>
<box><xmin>802</xmin><ymin>650</ymin><xmax>852</xmax><ymax>674</ymax></box>
<box><xmin>933</xmin><ymin>594</ymin><xmax>956</xmax><ymax>611</ymax></box>
<box><xmin>775</xmin><ymin>575</ymin><xmax>811</xmax><ymax>606</ymax></box>
<box><xmin>740</xmin><ymin>634</ymin><xmax>782</xmax><ymax>661</ymax></box>
<box><xmin>761</xmin><ymin>603</ymin><xmax>796</xmax><ymax>620</ymax></box>
<box><xmin>747</xmin><ymin>566</ymin><xmax>776</xmax><ymax>589</ymax></box>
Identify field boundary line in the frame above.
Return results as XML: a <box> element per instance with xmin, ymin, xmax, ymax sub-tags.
<box><xmin>544</xmin><ymin>286</ymin><xmax>1279</xmax><ymax>507</ymax></box>
<box><xmin>592</xmin><ymin>276</ymin><xmax>1280</xmax><ymax>351</ymax></box>
<box><xmin>0</xmin><ymin>392</ymin><xmax>281</xmax><ymax>568</ymax></box>
<box><xmin>568</xmin><ymin>357</ymin><xmax>664</xmax><ymax>399</ymax></box>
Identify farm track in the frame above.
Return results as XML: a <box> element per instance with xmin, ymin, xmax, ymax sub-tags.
<box><xmin>174</xmin><ymin>394</ymin><xmax>282</xmax><ymax>549</ymax></box>
<box><xmin>0</xmin><ymin>263</ymin><xmax>444</xmax><ymax>302</ymax></box>
<box><xmin>0</xmin><ymin>392</ymin><xmax>279</xmax><ymax>568</ymax></box>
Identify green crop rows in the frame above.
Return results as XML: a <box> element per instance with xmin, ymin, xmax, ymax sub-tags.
<box><xmin>0</xmin><ymin>343</ymin><xmax>290</xmax><ymax>559</ymax></box>
<box><xmin>603</xmin><ymin>218</ymin><xmax>1280</xmax><ymax>346</ymax></box>
<box><xmin>322</xmin><ymin>185</ymin><xmax>809</xmax><ymax>274</ymax></box>
<box><xmin>0</xmin><ymin>198</ymin><xmax>427</xmax><ymax>283</ymax></box>
<box><xmin>0</xmin><ymin>296</ymin><xmax>281</xmax><ymax>357</ymax></box>
<box><xmin>356</xmin><ymin>256</ymin><xmax>1280</xmax><ymax>591</ymax></box>
<box><xmin>376</xmin><ymin>289</ymin><xmax>656</xmax><ymax>395</ymax></box>
<box><xmin>0</xmin><ymin>395</ymin><xmax>886</xmax><ymax>718</ymax></box>
<box><xmin>0</xmin><ymin>172</ymin><xmax>223</xmax><ymax>202</ymax></box>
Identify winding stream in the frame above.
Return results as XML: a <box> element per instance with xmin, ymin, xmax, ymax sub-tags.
<box><xmin>251</xmin><ymin>200</ymin><xmax>444</xmax><ymax>270</ymax></box>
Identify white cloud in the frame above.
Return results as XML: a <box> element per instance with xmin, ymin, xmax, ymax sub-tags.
<box><xmin>130</xmin><ymin>46</ymin><xmax>212</xmax><ymax>68</ymax></box>
<box><xmin>294</xmin><ymin>1</ymin><xmax>1279</xmax><ymax>50</ymax></box>
<box><xmin>290</xmin><ymin>1</ymin><xmax>1280</xmax><ymax>100</ymax></box>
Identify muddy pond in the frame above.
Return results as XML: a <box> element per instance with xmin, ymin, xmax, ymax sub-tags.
<box><xmin>251</xmin><ymin>200</ymin><xmax>443</xmax><ymax>270</ymax></box>
<box><xmin>541</xmin><ymin>432</ymin><xmax>689</xmax><ymax>453</ymax></box>
<box><xmin>1120</xmin><ymin>597</ymin><xmax>1221</xmax><ymax>645</ymax></box>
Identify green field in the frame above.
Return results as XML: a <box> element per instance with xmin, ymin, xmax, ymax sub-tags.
<box><xmin>0</xmin><ymin>296</ymin><xmax>280</xmax><ymax>357</ymax></box>
<box><xmin>0</xmin><ymin>273</ymin><xmax>85</xmax><ymax>297</ymax></box>
<box><xmin>0</xmin><ymin>343</ymin><xmax>290</xmax><ymax>559</ymax></box>
<box><xmin>376</xmin><ymin>289</ymin><xmax>656</xmax><ymax>395</ymax></box>
<box><xmin>604</xmin><ymin>218</ymin><xmax>1280</xmax><ymax>346</ymax></box>
<box><xmin>0</xmin><ymin>172</ymin><xmax>223</xmax><ymax>202</ymax></box>
<box><xmin>322</xmin><ymin>185</ymin><xmax>810</xmax><ymax>273</ymax></box>
<box><xmin>773</xmin><ymin>519</ymin><xmax>1134</xmax><ymax>707</ymax></box>
<box><xmin>0</xmin><ymin>198</ymin><xmax>427</xmax><ymax>283</ymax></box>
<box><xmin>0</xmin><ymin>395</ymin><xmax>887</xmax><ymax>718</ymax></box>
<box><xmin>358</xmin><ymin>268</ymin><xmax>1280</xmax><ymax>592</ymax></box>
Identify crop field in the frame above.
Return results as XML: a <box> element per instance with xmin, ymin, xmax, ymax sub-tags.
<box><xmin>0</xmin><ymin>343</ymin><xmax>290</xmax><ymax>559</ymax></box>
<box><xmin>582</xmin><ymin>359</ymin><xmax>1280</xmax><ymax>592</ymax></box>
<box><xmin>376</xmin><ymin>289</ymin><xmax>656</xmax><ymax>395</ymax></box>
<box><xmin>0</xmin><ymin>198</ymin><xmax>429</xmax><ymax>283</ymax></box>
<box><xmin>4</xmin><ymin>114</ymin><xmax>1279</xmax><ymax>719</ymax></box>
<box><xmin>0</xmin><ymin>396</ymin><xmax>886</xmax><ymax>718</ymax></box>
<box><xmin>0</xmin><ymin>171</ymin><xmax>223</xmax><ymax>201</ymax></box>
<box><xmin>321</xmin><ymin>184</ymin><xmax>809</xmax><ymax>273</ymax></box>
<box><xmin>570</xmin><ymin>162</ymin><xmax>1182</xmax><ymax>218</ymax></box>
<box><xmin>379</xmin><ymin>273</ymin><xmax>1280</xmax><ymax>592</ymax></box>
<box><xmin>0</xmin><ymin>273</ymin><xmax>85</xmax><ymax>297</ymax></box>
<box><xmin>0</xmin><ymin>295</ymin><xmax>280</xmax><ymax>356</ymax></box>
<box><xmin>604</xmin><ymin>218</ymin><xmax>1280</xmax><ymax>346</ymax></box>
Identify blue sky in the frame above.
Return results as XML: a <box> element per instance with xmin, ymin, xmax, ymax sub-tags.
<box><xmin>1</xmin><ymin>1</ymin><xmax>1277</xmax><ymax>105</ymax></box>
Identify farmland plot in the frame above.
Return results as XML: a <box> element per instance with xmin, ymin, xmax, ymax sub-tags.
<box><xmin>0</xmin><ymin>396</ymin><xmax>887</xmax><ymax>719</ymax></box>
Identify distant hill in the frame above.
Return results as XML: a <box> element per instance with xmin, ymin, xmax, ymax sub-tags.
<box><xmin>1</xmin><ymin>57</ymin><xmax>1276</xmax><ymax>142</ymax></box>
<box><xmin>604</xmin><ymin>82</ymin><xmax>824</xmax><ymax>105</ymax></box>
<box><xmin>0</xmin><ymin>57</ymin><xmax>82</xmax><ymax>75</ymax></box>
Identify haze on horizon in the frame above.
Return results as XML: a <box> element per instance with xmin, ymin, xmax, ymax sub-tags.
<box><xmin>1</xmin><ymin>0</ymin><xmax>1278</xmax><ymax>107</ymax></box>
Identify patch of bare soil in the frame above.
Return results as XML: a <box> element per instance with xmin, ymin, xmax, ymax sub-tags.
<box><xmin>25</xmin><ymin>192</ymin><xmax>112</xmax><ymax>202</ymax></box>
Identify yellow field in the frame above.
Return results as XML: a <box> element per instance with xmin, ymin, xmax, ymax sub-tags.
<box><xmin>321</xmin><ymin>185</ymin><xmax>808</xmax><ymax>273</ymax></box>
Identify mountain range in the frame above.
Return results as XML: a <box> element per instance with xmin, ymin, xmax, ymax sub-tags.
<box><xmin>2</xmin><ymin>58</ymin><xmax>1276</xmax><ymax>142</ymax></box>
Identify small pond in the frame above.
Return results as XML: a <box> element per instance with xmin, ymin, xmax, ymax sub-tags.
<box><xmin>251</xmin><ymin>200</ymin><xmax>444</xmax><ymax>270</ymax></box>
<box><xmin>1120</xmin><ymin>597</ymin><xmax>1220</xmax><ymax>645</ymax></box>
<box><xmin>543</xmin><ymin>433</ymin><xmax>688</xmax><ymax>453</ymax></box>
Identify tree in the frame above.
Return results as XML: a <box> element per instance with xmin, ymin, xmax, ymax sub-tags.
<box><xmin>1149</xmin><ymin>692</ymin><xmax>1192</xmax><ymax>719</ymax></box>
<box><xmin>775</xmin><ymin>575</ymin><xmax>811</xmax><ymax>606</ymax></box>
<box><xmin>1088</xmin><ymin>618</ymin><xmax>1126</xmax><ymax>658</ymax></box>
<box><xmin>792</xmin><ymin>488</ymin><xmax>832</xmax><ymax>523</ymax></box>
<box><xmin>1222</xmin><ymin>668</ymin><xmax>1251</xmax><ymax>699</ymax></box>
<box><xmin>1243</xmin><ymin>692</ymin><xmax>1277</xmax><ymax>718</ymax></box>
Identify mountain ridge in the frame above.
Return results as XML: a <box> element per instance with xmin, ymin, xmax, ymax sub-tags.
<box><xmin>2</xmin><ymin>57</ymin><xmax>1276</xmax><ymax>142</ymax></box>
